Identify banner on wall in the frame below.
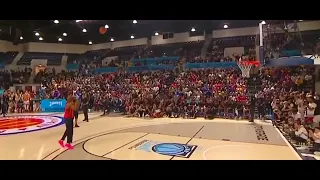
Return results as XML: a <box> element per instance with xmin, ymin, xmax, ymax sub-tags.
<box><xmin>40</xmin><ymin>99</ymin><xmax>67</xmax><ymax>112</ymax></box>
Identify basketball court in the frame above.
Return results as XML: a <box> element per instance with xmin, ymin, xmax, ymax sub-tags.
<box><xmin>0</xmin><ymin>112</ymin><xmax>302</xmax><ymax>160</ymax></box>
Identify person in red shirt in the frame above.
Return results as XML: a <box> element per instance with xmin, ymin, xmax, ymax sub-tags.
<box><xmin>58</xmin><ymin>95</ymin><xmax>79</xmax><ymax>150</ymax></box>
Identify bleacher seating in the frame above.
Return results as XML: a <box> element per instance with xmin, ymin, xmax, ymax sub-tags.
<box><xmin>0</xmin><ymin>51</ymin><xmax>18</xmax><ymax>65</ymax></box>
<box><xmin>106</xmin><ymin>45</ymin><xmax>146</xmax><ymax>57</ymax></box>
<box><xmin>17</xmin><ymin>52</ymin><xmax>63</xmax><ymax>65</ymax></box>
<box><xmin>72</xmin><ymin>49</ymin><xmax>110</xmax><ymax>65</ymax></box>
<box><xmin>148</xmin><ymin>41</ymin><xmax>204</xmax><ymax>58</ymax></box>
<box><xmin>66</xmin><ymin>53</ymin><xmax>80</xmax><ymax>64</ymax></box>
<box><xmin>214</xmin><ymin>35</ymin><xmax>256</xmax><ymax>48</ymax></box>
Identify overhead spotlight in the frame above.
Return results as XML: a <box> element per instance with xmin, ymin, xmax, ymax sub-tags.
<box><xmin>105</xmin><ymin>24</ymin><xmax>109</xmax><ymax>29</ymax></box>
<box><xmin>191</xmin><ymin>28</ymin><xmax>196</xmax><ymax>32</ymax></box>
<box><xmin>110</xmin><ymin>38</ymin><xmax>114</xmax><ymax>42</ymax></box>
<box><xmin>39</xmin><ymin>37</ymin><xmax>43</xmax><ymax>41</ymax></box>
<box><xmin>63</xmin><ymin>33</ymin><xmax>67</xmax><ymax>36</ymax></box>
<box><xmin>261</xmin><ymin>21</ymin><xmax>266</xmax><ymax>25</ymax></box>
<box><xmin>133</xmin><ymin>20</ymin><xmax>137</xmax><ymax>24</ymax></box>
<box><xmin>223</xmin><ymin>24</ymin><xmax>228</xmax><ymax>29</ymax></box>
<box><xmin>155</xmin><ymin>32</ymin><xmax>159</xmax><ymax>36</ymax></box>
<box><xmin>35</xmin><ymin>32</ymin><xmax>40</xmax><ymax>36</ymax></box>
<box><xmin>20</xmin><ymin>36</ymin><xmax>23</xmax><ymax>40</ymax></box>
<box><xmin>54</xmin><ymin>20</ymin><xmax>59</xmax><ymax>24</ymax></box>
<box><xmin>82</xmin><ymin>28</ymin><xmax>87</xmax><ymax>33</ymax></box>
<box><xmin>130</xmin><ymin>35</ymin><xmax>135</xmax><ymax>39</ymax></box>
<box><xmin>76</xmin><ymin>20</ymin><xmax>83</xmax><ymax>22</ymax></box>
<box><xmin>58</xmin><ymin>38</ymin><xmax>63</xmax><ymax>42</ymax></box>
<box><xmin>88</xmin><ymin>41</ymin><xmax>92</xmax><ymax>45</ymax></box>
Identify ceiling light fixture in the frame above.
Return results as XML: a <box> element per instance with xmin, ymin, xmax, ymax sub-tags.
<box><xmin>35</xmin><ymin>32</ymin><xmax>40</xmax><ymax>36</ymax></box>
<box><xmin>82</xmin><ymin>29</ymin><xmax>87</xmax><ymax>33</ymax></box>
<box><xmin>105</xmin><ymin>24</ymin><xmax>109</xmax><ymax>29</ymax></box>
<box><xmin>155</xmin><ymin>32</ymin><xmax>159</xmax><ymax>36</ymax></box>
<box><xmin>89</xmin><ymin>41</ymin><xmax>92</xmax><ymax>45</ymax></box>
<box><xmin>54</xmin><ymin>20</ymin><xmax>59</xmax><ymax>24</ymax></box>
<box><xmin>39</xmin><ymin>37</ymin><xmax>43</xmax><ymax>41</ymax></box>
<box><xmin>58</xmin><ymin>38</ymin><xmax>62</xmax><ymax>42</ymax></box>
<box><xmin>133</xmin><ymin>20</ymin><xmax>137</xmax><ymax>24</ymax></box>
<box><xmin>63</xmin><ymin>33</ymin><xmax>67</xmax><ymax>36</ymax></box>
<box><xmin>110</xmin><ymin>38</ymin><xmax>114</xmax><ymax>42</ymax></box>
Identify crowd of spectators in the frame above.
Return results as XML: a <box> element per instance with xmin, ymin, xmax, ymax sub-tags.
<box><xmin>7</xmin><ymin>64</ymin><xmax>313</xmax><ymax>122</ymax></box>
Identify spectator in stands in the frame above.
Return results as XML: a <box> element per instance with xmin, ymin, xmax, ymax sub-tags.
<box><xmin>290</xmin><ymin>121</ymin><xmax>309</xmax><ymax>144</ymax></box>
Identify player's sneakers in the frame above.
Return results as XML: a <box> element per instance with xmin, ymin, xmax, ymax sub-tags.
<box><xmin>58</xmin><ymin>140</ymin><xmax>65</xmax><ymax>148</ymax></box>
<box><xmin>65</xmin><ymin>143</ymin><xmax>74</xmax><ymax>150</ymax></box>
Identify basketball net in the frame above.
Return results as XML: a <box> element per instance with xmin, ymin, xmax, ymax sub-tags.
<box><xmin>237</xmin><ymin>61</ymin><xmax>259</xmax><ymax>78</ymax></box>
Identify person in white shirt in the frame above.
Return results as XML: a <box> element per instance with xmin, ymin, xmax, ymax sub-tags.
<box><xmin>306</xmin><ymin>96</ymin><xmax>317</xmax><ymax>124</ymax></box>
<box><xmin>290</xmin><ymin>121</ymin><xmax>308</xmax><ymax>143</ymax></box>
<box><xmin>309</xmin><ymin>127</ymin><xmax>320</xmax><ymax>152</ymax></box>
<box><xmin>297</xmin><ymin>100</ymin><xmax>306</xmax><ymax>122</ymax></box>
<box><xmin>290</xmin><ymin>109</ymin><xmax>301</xmax><ymax>121</ymax></box>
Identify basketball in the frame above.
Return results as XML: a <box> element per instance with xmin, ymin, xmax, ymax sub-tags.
<box><xmin>99</xmin><ymin>27</ymin><xmax>107</xmax><ymax>34</ymax></box>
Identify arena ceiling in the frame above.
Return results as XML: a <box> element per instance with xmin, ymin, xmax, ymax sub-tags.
<box><xmin>0</xmin><ymin>20</ymin><xmax>302</xmax><ymax>45</ymax></box>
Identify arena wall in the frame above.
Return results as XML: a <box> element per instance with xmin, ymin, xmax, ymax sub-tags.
<box><xmin>22</xmin><ymin>42</ymin><xmax>87</xmax><ymax>53</ymax></box>
<box><xmin>0</xmin><ymin>40</ymin><xmax>23</xmax><ymax>52</ymax></box>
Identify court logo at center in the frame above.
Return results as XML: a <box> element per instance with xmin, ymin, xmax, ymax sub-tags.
<box><xmin>129</xmin><ymin>140</ymin><xmax>197</xmax><ymax>158</ymax></box>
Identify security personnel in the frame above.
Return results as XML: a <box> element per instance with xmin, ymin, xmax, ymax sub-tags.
<box><xmin>82</xmin><ymin>94</ymin><xmax>89</xmax><ymax>122</ymax></box>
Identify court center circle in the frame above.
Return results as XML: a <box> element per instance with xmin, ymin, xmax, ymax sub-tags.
<box><xmin>0</xmin><ymin>115</ymin><xmax>64</xmax><ymax>135</ymax></box>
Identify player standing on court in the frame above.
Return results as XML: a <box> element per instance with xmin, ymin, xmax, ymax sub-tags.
<box><xmin>58</xmin><ymin>95</ymin><xmax>79</xmax><ymax>150</ymax></box>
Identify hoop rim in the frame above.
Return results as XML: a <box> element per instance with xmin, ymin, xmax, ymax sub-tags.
<box><xmin>238</xmin><ymin>61</ymin><xmax>260</xmax><ymax>67</ymax></box>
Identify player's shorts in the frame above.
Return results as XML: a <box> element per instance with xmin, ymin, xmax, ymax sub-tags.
<box><xmin>23</xmin><ymin>101</ymin><xmax>29</xmax><ymax>105</ymax></box>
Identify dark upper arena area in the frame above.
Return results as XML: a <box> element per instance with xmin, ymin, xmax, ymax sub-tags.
<box><xmin>0</xmin><ymin>20</ymin><xmax>296</xmax><ymax>44</ymax></box>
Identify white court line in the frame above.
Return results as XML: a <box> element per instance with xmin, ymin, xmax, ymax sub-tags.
<box><xmin>274</xmin><ymin>127</ymin><xmax>302</xmax><ymax>160</ymax></box>
<box><xmin>202</xmin><ymin>145</ymin><xmax>252</xmax><ymax>160</ymax></box>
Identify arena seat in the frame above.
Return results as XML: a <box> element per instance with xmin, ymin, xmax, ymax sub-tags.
<box><xmin>17</xmin><ymin>52</ymin><xmax>64</xmax><ymax>66</ymax></box>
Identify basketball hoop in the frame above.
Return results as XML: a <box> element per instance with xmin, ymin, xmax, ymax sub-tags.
<box><xmin>237</xmin><ymin>61</ymin><xmax>260</xmax><ymax>78</ymax></box>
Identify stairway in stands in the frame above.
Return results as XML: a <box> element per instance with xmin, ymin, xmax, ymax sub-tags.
<box><xmin>201</xmin><ymin>34</ymin><xmax>212</xmax><ymax>57</ymax></box>
<box><xmin>27</xmin><ymin>73</ymin><xmax>36</xmax><ymax>84</ymax></box>
<box><xmin>8</xmin><ymin>52</ymin><xmax>24</xmax><ymax>68</ymax></box>
<box><xmin>61</xmin><ymin>54</ymin><xmax>68</xmax><ymax>67</ymax></box>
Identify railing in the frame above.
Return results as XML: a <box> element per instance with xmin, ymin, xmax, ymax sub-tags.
<box><xmin>185</xmin><ymin>62</ymin><xmax>238</xmax><ymax>69</ymax></box>
<box><xmin>132</xmin><ymin>56</ymin><xmax>180</xmax><ymax>65</ymax></box>
<box><xmin>126</xmin><ymin>65</ymin><xmax>175</xmax><ymax>72</ymax></box>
